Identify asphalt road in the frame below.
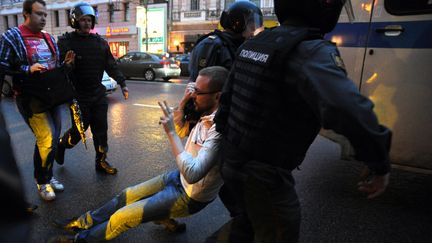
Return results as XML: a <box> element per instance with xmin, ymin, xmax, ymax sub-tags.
<box><xmin>1</xmin><ymin>78</ymin><xmax>431</xmax><ymax>243</ymax></box>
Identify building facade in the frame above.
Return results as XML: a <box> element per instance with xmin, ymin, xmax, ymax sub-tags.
<box><xmin>170</xmin><ymin>0</ymin><xmax>276</xmax><ymax>54</ymax></box>
<box><xmin>0</xmin><ymin>0</ymin><xmax>147</xmax><ymax>57</ymax></box>
<box><xmin>0</xmin><ymin>0</ymin><xmax>276</xmax><ymax>56</ymax></box>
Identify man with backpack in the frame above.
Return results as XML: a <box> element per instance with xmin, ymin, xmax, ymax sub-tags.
<box><xmin>0</xmin><ymin>0</ymin><xmax>75</xmax><ymax>201</ymax></box>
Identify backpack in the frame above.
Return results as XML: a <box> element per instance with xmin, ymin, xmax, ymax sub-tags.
<box><xmin>188</xmin><ymin>30</ymin><xmax>236</xmax><ymax>82</ymax></box>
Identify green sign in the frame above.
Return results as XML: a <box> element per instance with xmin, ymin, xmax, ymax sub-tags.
<box><xmin>142</xmin><ymin>37</ymin><xmax>164</xmax><ymax>44</ymax></box>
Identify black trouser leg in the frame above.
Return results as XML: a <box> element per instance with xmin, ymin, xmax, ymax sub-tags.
<box><xmin>207</xmin><ymin>139</ymin><xmax>301</xmax><ymax>243</ymax></box>
<box><xmin>90</xmin><ymin>96</ymin><xmax>116</xmax><ymax>174</ymax></box>
<box><xmin>89</xmin><ymin>96</ymin><xmax>108</xmax><ymax>158</ymax></box>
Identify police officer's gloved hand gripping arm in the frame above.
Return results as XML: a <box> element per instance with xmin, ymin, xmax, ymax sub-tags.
<box><xmin>295</xmin><ymin>44</ymin><xmax>391</xmax><ymax>199</ymax></box>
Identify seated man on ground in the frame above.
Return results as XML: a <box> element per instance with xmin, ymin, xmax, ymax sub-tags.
<box><xmin>47</xmin><ymin>66</ymin><xmax>229</xmax><ymax>243</ymax></box>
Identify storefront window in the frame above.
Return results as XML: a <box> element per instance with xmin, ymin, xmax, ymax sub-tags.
<box><xmin>225</xmin><ymin>0</ymin><xmax>235</xmax><ymax>8</ymax></box>
<box><xmin>3</xmin><ymin>16</ymin><xmax>9</xmax><ymax>29</ymax></box>
<box><xmin>385</xmin><ymin>0</ymin><xmax>432</xmax><ymax>15</ymax></box>
<box><xmin>191</xmin><ymin>0</ymin><xmax>199</xmax><ymax>10</ymax></box>
<box><xmin>109</xmin><ymin>42</ymin><xmax>129</xmax><ymax>58</ymax></box>
<box><xmin>66</xmin><ymin>9</ymin><xmax>71</xmax><ymax>26</ymax></box>
<box><xmin>54</xmin><ymin>11</ymin><xmax>59</xmax><ymax>27</ymax></box>
<box><xmin>124</xmin><ymin>3</ymin><xmax>130</xmax><ymax>22</ymax></box>
<box><xmin>109</xmin><ymin>3</ymin><xmax>115</xmax><ymax>23</ymax></box>
<box><xmin>251</xmin><ymin>0</ymin><xmax>260</xmax><ymax>7</ymax></box>
<box><xmin>93</xmin><ymin>6</ymin><xmax>99</xmax><ymax>24</ymax></box>
<box><xmin>14</xmin><ymin>15</ymin><xmax>18</xmax><ymax>27</ymax></box>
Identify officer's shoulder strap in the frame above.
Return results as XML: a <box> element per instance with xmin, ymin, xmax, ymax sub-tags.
<box><xmin>195</xmin><ymin>29</ymin><xmax>226</xmax><ymax>46</ymax></box>
<box><xmin>258</xmin><ymin>26</ymin><xmax>321</xmax><ymax>52</ymax></box>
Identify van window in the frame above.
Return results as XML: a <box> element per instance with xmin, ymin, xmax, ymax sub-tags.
<box><xmin>385</xmin><ymin>0</ymin><xmax>432</xmax><ymax>15</ymax></box>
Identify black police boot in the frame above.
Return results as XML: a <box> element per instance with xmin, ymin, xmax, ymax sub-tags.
<box><xmin>96</xmin><ymin>160</ymin><xmax>117</xmax><ymax>175</ymax></box>
<box><xmin>25</xmin><ymin>202</ymin><xmax>38</xmax><ymax>214</ymax></box>
<box><xmin>55</xmin><ymin>135</ymin><xmax>74</xmax><ymax>165</ymax></box>
<box><xmin>95</xmin><ymin>148</ymin><xmax>117</xmax><ymax>175</ymax></box>
<box><xmin>154</xmin><ymin>219</ymin><xmax>186</xmax><ymax>233</ymax></box>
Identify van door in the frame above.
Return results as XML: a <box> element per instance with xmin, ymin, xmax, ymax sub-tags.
<box><xmin>326</xmin><ymin>0</ymin><xmax>432</xmax><ymax>170</ymax></box>
<box><xmin>360</xmin><ymin>0</ymin><xmax>432</xmax><ymax>169</ymax></box>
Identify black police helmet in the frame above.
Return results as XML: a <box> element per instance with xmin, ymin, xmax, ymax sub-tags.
<box><xmin>70</xmin><ymin>2</ymin><xmax>96</xmax><ymax>29</ymax></box>
<box><xmin>275</xmin><ymin>0</ymin><xmax>346</xmax><ymax>33</ymax></box>
<box><xmin>220</xmin><ymin>1</ymin><xmax>263</xmax><ymax>34</ymax></box>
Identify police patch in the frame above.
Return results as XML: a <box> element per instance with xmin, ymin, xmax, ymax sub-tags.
<box><xmin>331</xmin><ymin>52</ymin><xmax>346</xmax><ymax>71</ymax></box>
<box><xmin>239</xmin><ymin>49</ymin><xmax>270</xmax><ymax>64</ymax></box>
<box><xmin>199</xmin><ymin>58</ymin><xmax>207</xmax><ymax>68</ymax></box>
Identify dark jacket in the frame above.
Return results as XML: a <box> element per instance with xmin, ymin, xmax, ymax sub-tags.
<box><xmin>188</xmin><ymin>30</ymin><xmax>243</xmax><ymax>82</ymax></box>
<box><xmin>58</xmin><ymin>32</ymin><xmax>126</xmax><ymax>102</ymax></box>
<box><xmin>215</xmin><ymin>25</ymin><xmax>391</xmax><ymax>175</ymax></box>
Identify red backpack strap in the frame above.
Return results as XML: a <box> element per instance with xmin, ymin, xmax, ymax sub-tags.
<box><xmin>42</xmin><ymin>32</ymin><xmax>56</xmax><ymax>57</ymax></box>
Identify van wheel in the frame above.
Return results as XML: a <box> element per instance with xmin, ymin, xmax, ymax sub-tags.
<box><xmin>144</xmin><ymin>69</ymin><xmax>155</xmax><ymax>81</ymax></box>
<box><xmin>1</xmin><ymin>81</ymin><xmax>13</xmax><ymax>97</ymax></box>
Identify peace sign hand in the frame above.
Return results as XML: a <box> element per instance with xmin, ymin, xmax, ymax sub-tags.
<box><xmin>158</xmin><ymin>100</ymin><xmax>175</xmax><ymax>134</ymax></box>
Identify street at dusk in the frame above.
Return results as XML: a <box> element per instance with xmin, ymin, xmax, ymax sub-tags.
<box><xmin>1</xmin><ymin>0</ymin><xmax>432</xmax><ymax>242</ymax></box>
<box><xmin>2</xmin><ymin>79</ymin><xmax>431</xmax><ymax>243</ymax></box>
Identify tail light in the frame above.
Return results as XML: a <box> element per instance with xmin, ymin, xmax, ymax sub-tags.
<box><xmin>160</xmin><ymin>56</ymin><xmax>170</xmax><ymax>66</ymax></box>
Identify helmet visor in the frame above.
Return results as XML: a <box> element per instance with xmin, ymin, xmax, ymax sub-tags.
<box><xmin>245</xmin><ymin>12</ymin><xmax>263</xmax><ymax>30</ymax></box>
<box><xmin>75</xmin><ymin>5</ymin><xmax>95</xmax><ymax>19</ymax></box>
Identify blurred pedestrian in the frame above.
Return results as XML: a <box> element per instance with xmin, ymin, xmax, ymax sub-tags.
<box><xmin>0</xmin><ymin>108</ymin><xmax>30</xmax><ymax>243</ymax></box>
<box><xmin>55</xmin><ymin>2</ymin><xmax>129</xmax><ymax>175</ymax></box>
<box><xmin>212</xmin><ymin>0</ymin><xmax>392</xmax><ymax>242</ymax></box>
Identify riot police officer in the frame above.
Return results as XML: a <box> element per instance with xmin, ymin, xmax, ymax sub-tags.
<box><xmin>212</xmin><ymin>0</ymin><xmax>392</xmax><ymax>242</ymax></box>
<box><xmin>188</xmin><ymin>1</ymin><xmax>263</xmax><ymax>82</ymax></box>
<box><xmin>184</xmin><ymin>1</ymin><xmax>263</xmax><ymax>129</ymax></box>
<box><xmin>56</xmin><ymin>2</ymin><xmax>129</xmax><ymax>175</ymax></box>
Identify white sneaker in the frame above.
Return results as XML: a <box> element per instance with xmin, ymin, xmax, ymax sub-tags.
<box><xmin>50</xmin><ymin>177</ymin><xmax>64</xmax><ymax>192</ymax></box>
<box><xmin>37</xmin><ymin>184</ymin><xmax>56</xmax><ymax>201</ymax></box>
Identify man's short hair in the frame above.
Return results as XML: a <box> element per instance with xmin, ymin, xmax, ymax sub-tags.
<box><xmin>198</xmin><ymin>66</ymin><xmax>229</xmax><ymax>92</ymax></box>
<box><xmin>23</xmin><ymin>0</ymin><xmax>46</xmax><ymax>16</ymax></box>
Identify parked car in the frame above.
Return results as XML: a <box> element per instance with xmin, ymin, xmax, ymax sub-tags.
<box><xmin>116</xmin><ymin>52</ymin><xmax>181</xmax><ymax>81</ymax></box>
<box><xmin>102</xmin><ymin>71</ymin><xmax>118</xmax><ymax>94</ymax></box>
<box><xmin>174</xmin><ymin>54</ymin><xmax>190</xmax><ymax>77</ymax></box>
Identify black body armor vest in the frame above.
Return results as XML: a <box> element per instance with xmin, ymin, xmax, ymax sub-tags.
<box><xmin>220</xmin><ymin>26</ymin><xmax>322</xmax><ymax>170</ymax></box>
<box><xmin>59</xmin><ymin>33</ymin><xmax>107</xmax><ymax>100</ymax></box>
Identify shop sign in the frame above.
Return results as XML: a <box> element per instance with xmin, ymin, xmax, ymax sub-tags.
<box><xmin>145</xmin><ymin>37</ymin><xmax>164</xmax><ymax>43</ymax></box>
<box><xmin>94</xmin><ymin>25</ymin><xmax>137</xmax><ymax>36</ymax></box>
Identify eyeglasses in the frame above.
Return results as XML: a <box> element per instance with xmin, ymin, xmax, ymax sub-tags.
<box><xmin>193</xmin><ymin>87</ymin><xmax>219</xmax><ymax>96</ymax></box>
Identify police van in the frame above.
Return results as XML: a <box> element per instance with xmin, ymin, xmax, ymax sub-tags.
<box><xmin>322</xmin><ymin>0</ymin><xmax>432</xmax><ymax>172</ymax></box>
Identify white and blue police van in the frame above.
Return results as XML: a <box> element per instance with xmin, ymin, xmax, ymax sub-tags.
<box><xmin>324</xmin><ymin>0</ymin><xmax>432</xmax><ymax>173</ymax></box>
